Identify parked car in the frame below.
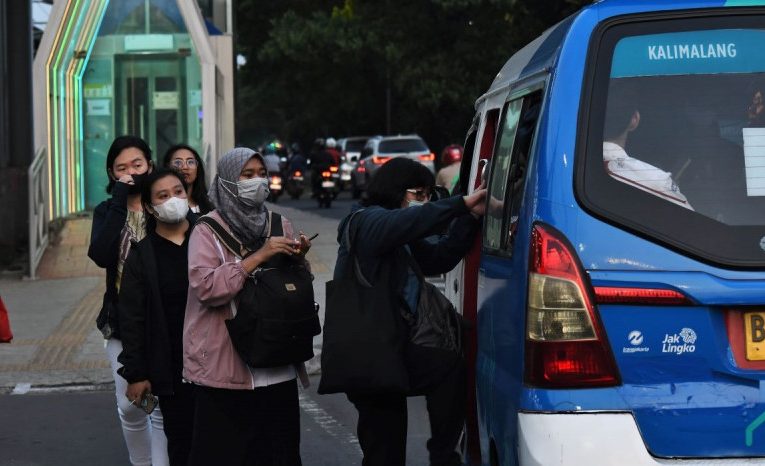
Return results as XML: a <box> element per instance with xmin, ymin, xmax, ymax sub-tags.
<box><xmin>445</xmin><ymin>2</ymin><xmax>765</xmax><ymax>465</ymax></box>
<box><xmin>351</xmin><ymin>134</ymin><xmax>435</xmax><ymax>197</ymax></box>
<box><xmin>337</xmin><ymin>136</ymin><xmax>370</xmax><ymax>191</ymax></box>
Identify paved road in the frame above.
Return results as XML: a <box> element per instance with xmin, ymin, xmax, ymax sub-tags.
<box><xmin>0</xmin><ymin>190</ymin><xmax>435</xmax><ymax>466</ymax></box>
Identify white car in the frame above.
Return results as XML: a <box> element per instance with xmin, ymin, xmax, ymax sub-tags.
<box><xmin>351</xmin><ymin>135</ymin><xmax>435</xmax><ymax>198</ymax></box>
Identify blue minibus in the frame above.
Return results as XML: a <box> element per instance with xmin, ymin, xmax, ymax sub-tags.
<box><xmin>445</xmin><ymin>1</ymin><xmax>765</xmax><ymax>464</ymax></box>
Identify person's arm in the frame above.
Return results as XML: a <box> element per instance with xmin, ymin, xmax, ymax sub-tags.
<box><xmin>352</xmin><ymin>196</ymin><xmax>470</xmax><ymax>257</ymax></box>
<box><xmin>188</xmin><ymin>223</ymin><xmax>249</xmax><ymax>308</ymax></box>
<box><xmin>409</xmin><ymin>213</ymin><xmax>480</xmax><ymax>275</ymax></box>
<box><xmin>116</xmin><ymin>246</ymin><xmax>149</xmax><ymax>384</ymax></box>
<box><xmin>87</xmin><ymin>183</ymin><xmax>129</xmax><ymax>268</ymax></box>
<box><xmin>188</xmin><ymin>223</ymin><xmax>302</xmax><ymax>308</ymax></box>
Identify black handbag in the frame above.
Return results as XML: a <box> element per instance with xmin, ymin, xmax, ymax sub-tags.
<box><xmin>197</xmin><ymin>213</ymin><xmax>321</xmax><ymax>368</ymax></box>
<box><xmin>318</xmin><ymin>210</ymin><xmax>410</xmax><ymax>395</ymax></box>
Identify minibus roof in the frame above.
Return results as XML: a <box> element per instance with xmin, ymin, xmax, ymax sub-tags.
<box><xmin>477</xmin><ymin>14</ymin><xmax>577</xmax><ymax>107</ymax></box>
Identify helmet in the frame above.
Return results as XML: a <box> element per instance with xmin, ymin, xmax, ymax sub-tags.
<box><xmin>325</xmin><ymin>137</ymin><xmax>337</xmax><ymax>149</ymax></box>
<box><xmin>290</xmin><ymin>142</ymin><xmax>301</xmax><ymax>153</ymax></box>
<box><xmin>441</xmin><ymin>144</ymin><xmax>463</xmax><ymax>165</ymax></box>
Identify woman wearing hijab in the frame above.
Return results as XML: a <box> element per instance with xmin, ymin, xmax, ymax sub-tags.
<box><xmin>183</xmin><ymin>147</ymin><xmax>311</xmax><ymax>466</ymax></box>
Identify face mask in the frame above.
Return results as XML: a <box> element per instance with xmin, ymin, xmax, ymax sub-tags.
<box><xmin>220</xmin><ymin>177</ymin><xmax>270</xmax><ymax>207</ymax></box>
<box><xmin>152</xmin><ymin>196</ymin><xmax>189</xmax><ymax>224</ymax></box>
<box><xmin>408</xmin><ymin>200</ymin><xmax>425</xmax><ymax>208</ymax></box>
<box><xmin>128</xmin><ymin>172</ymin><xmax>149</xmax><ymax>195</ymax></box>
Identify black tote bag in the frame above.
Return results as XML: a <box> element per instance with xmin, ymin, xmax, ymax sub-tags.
<box><xmin>318</xmin><ymin>211</ymin><xmax>410</xmax><ymax>395</ymax></box>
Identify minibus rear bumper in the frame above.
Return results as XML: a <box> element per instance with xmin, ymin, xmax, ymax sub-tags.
<box><xmin>518</xmin><ymin>412</ymin><xmax>765</xmax><ymax>465</ymax></box>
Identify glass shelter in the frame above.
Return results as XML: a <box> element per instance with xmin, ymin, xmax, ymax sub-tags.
<box><xmin>33</xmin><ymin>0</ymin><xmax>233</xmax><ymax>216</ymax></box>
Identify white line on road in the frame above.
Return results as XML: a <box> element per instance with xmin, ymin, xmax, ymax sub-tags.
<box><xmin>299</xmin><ymin>391</ymin><xmax>361</xmax><ymax>453</ymax></box>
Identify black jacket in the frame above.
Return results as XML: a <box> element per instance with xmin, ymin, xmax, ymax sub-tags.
<box><xmin>334</xmin><ymin>196</ymin><xmax>479</xmax><ymax>301</ymax></box>
<box><xmin>116</xmin><ymin>215</ymin><xmax>197</xmax><ymax>395</ymax></box>
<box><xmin>88</xmin><ymin>182</ymin><xmax>131</xmax><ymax>339</ymax></box>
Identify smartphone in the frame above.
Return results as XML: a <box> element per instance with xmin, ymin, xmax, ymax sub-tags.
<box><xmin>140</xmin><ymin>392</ymin><xmax>158</xmax><ymax>415</ymax></box>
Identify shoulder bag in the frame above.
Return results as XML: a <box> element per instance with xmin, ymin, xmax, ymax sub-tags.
<box><xmin>318</xmin><ymin>210</ymin><xmax>410</xmax><ymax>395</ymax></box>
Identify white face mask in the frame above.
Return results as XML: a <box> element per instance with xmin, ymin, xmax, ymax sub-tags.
<box><xmin>408</xmin><ymin>200</ymin><xmax>425</xmax><ymax>208</ymax></box>
<box><xmin>152</xmin><ymin>196</ymin><xmax>189</xmax><ymax>224</ymax></box>
<box><xmin>235</xmin><ymin>177</ymin><xmax>270</xmax><ymax>207</ymax></box>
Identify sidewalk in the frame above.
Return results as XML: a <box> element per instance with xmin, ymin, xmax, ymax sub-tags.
<box><xmin>0</xmin><ymin>204</ymin><xmax>341</xmax><ymax>393</ymax></box>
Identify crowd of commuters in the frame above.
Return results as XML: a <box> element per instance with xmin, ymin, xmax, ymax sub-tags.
<box><xmin>88</xmin><ymin>133</ymin><xmax>485</xmax><ymax>466</ymax></box>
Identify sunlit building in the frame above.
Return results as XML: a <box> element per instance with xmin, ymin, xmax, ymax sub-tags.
<box><xmin>33</xmin><ymin>0</ymin><xmax>235</xmax><ymax>218</ymax></box>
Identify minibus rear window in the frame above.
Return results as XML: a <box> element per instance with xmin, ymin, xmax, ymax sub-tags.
<box><xmin>580</xmin><ymin>15</ymin><xmax>765</xmax><ymax>268</ymax></box>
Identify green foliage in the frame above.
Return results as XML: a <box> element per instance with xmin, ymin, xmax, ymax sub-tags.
<box><xmin>235</xmin><ymin>0</ymin><xmax>589</xmax><ymax>152</ymax></box>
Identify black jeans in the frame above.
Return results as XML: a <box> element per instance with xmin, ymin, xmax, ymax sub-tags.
<box><xmin>347</xmin><ymin>346</ymin><xmax>466</xmax><ymax>466</ymax></box>
<box><xmin>188</xmin><ymin>379</ymin><xmax>302</xmax><ymax>466</ymax></box>
<box><xmin>159</xmin><ymin>381</ymin><xmax>195</xmax><ymax>466</ymax></box>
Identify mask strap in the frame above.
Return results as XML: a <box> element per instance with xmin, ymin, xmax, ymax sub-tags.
<box><xmin>218</xmin><ymin>177</ymin><xmax>238</xmax><ymax>198</ymax></box>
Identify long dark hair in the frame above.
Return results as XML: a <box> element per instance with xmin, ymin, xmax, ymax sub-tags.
<box><xmin>141</xmin><ymin>167</ymin><xmax>187</xmax><ymax>232</ymax></box>
<box><xmin>105</xmin><ymin>135</ymin><xmax>152</xmax><ymax>194</ymax></box>
<box><xmin>362</xmin><ymin>158</ymin><xmax>435</xmax><ymax>210</ymax></box>
<box><xmin>163</xmin><ymin>144</ymin><xmax>214</xmax><ymax>213</ymax></box>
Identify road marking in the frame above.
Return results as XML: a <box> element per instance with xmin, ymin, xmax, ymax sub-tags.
<box><xmin>11</xmin><ymin>383</ymin><xmax>31</xmax><ymax>394</ymax></box>
<box><xmin>298</xmin><ymin>392</ymin><xmax>361</xmax><ymax>452</ymax></box>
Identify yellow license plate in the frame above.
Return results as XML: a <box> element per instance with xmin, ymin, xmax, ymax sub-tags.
<box><xmin>744</xmin><ymin>311</ymin><xmax>765</xmax><ymax>360</ymax></box>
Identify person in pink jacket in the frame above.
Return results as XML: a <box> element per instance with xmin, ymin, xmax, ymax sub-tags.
<box><xmin>183</xmin><ymin>147</ymin><xmax>311</xmax><ymax>466</ymax></box>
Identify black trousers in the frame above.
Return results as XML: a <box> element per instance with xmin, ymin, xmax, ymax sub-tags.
<box><xmin>159</xmin><ymin>381</ymin><xmax>195</xmax><ymax>466</ymax></box>
<box><xmin>347</xmin><ymin>346</ymin><xmax>466</xmax><ymax>466</ymax></box>
<box><xmin>188</xmin><ymin>379</ymin><xmax>302</xmax><ymax>466</ymax></box>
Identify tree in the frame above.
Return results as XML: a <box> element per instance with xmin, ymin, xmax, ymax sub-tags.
<box><xmin>235</xmin><ymin>0</ymin><xmax>589</xmax><ymax>153</ymax></box>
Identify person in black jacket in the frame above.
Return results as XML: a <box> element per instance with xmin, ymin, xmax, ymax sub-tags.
<box><xmin>333</xmin><ymin>157</ymin><xmax>487</xmax><ymax>466</ymax></box>
<box><xmin>87</xmin><ymin>136</ymin><xmax>167</xmax><ymax>466</ymax></box>
<box><xmin>118</xmin><ymin>168</ymin><xmax>198</xmax><ymax>466</ymax></box>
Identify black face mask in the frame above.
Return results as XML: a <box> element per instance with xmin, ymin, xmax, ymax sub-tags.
<box><xmin>128</xmin><ymin>172</ymin><xmax>149</xmax><ymax>195</ymax></box>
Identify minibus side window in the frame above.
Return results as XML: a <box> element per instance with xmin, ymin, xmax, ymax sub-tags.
<box><xmin>504</xmin><ymin>91</ymin><xmax>542</xmax><ymax>249</ymax></box>
<box><xmin>483</xmin><ymin>99</ymin><xmax>523</xmax><ymax>251</ymax></box>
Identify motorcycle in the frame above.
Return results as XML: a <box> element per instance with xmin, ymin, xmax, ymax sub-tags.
<box><xmin>329</xmin><ymin>165</ymin><xmax>341</xmax><ymax>200</ymax></box>
<box><xmin>267</xmin><ymin>173</ymin><xmax>283</xmax><ymax>203</ymax></box>
<box><xmin>316</xmin><ymin>167</ymin><xmax>337</xmax><ymax>208</ymax></box>
<box><xmin>285</xmin><ymin>169</ymin><xmax>305</xmax><ymax>200</ymax></box>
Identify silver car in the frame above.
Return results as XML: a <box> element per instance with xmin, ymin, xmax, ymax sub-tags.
<box><xmin>351</xmin><ymin>135</ymin><xmax>435</xmax><ymax>198</ymax></box>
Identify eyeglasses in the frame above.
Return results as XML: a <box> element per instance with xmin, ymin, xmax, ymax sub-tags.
<box><xmin>405</xmin><ymin>189</ymin><xmax>431</xmax><ymax>201</ymax></box>
<box><xmin>171</xmin><ymin>159</ymin><xmax>197</xmax><ymax>168</ymax></box>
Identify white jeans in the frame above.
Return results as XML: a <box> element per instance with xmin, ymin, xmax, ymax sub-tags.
<box><xmin>107</xmin><ymin>338</ymin><xmax>169</xmax><ymax>466</ymax></box>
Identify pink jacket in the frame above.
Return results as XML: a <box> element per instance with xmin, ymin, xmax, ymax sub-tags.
<box><xmin>182</xmin><ymin>210</ymin><xmax>308</xmax><ymax>390</ymax></box>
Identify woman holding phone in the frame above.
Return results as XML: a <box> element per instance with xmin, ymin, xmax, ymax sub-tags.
<box><xmin>117</xmin><ymin>168</ymin><xmax>198</xmax><ymax>465</ymax></box>
<box><xmin>183</xmin><ymin>147</ymin><xmax>312</xmax><ymax>465</ymax></box>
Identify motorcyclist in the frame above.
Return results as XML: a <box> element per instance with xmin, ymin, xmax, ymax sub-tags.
<box><xmin>435</xmin><ymin>144</ymin><xmax>463</xmax><ymax>193</ymax></box>
<box><xmin>325</xmin><ymin>137</ymin><xmax>342</xmax><ymax>166</ymax></box>
<box><xmin>262</xmin><ymin>149</ymin><xmax>282</xmax><ymax>176</ymax></box>
<box><xmin>310</xmin><ymin>138</ymin><xmax>334</xmax><ymax>196</ymax></box>
<box><xmin>287</xmin><ymin>143</ymin><xmax>308</xmax><ymax>174</ymax></box>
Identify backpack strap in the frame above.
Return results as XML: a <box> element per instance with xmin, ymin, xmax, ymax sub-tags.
<box><xmin>340</xmin><ymin>210</ymin><xmax>372</xmax><ymax>286</ymax></box>
<box><xmin>196</xmin><ymin>216</ymin><xmax>249</xmax><ymax>259</ymax></box>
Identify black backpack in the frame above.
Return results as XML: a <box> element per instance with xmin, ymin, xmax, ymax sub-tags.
<box><xmin>196</xmin><ymin>212</ymin><xmax>321</xmax><ymax>368</ymax></box>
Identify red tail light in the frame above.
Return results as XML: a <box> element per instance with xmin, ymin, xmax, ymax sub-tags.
<box><xmin>329</xmin><ymin>166</ymin><xmax>339</xmax><ymax>173</ymax></box>
<box><xmin>524</xmin><ymin>224</ymin><xmax>620</xmax><ymax>388</ymax></box>
<box><xmin>419</xmin><ymin>152</ymin><xmax>436</xmax><ymax>162</ymax></box>
<box><xmin>594</xmin><ymin>286</ymin><xmax>691</xmax><ymax>305</ymax></box>
<box><xmin>294</xmin><ymin>170</ymin><xmax>302</xmax><ymax>177</ymax></box>
<box><xmin>372</xmin><ymin>156</ymin><xmax>390</xmax><ymax>164</ymax></box>
<box><xmin>321</xmin><ymin>171</ymin><xmax>331</xmax><ymax>178</ymax></box>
